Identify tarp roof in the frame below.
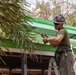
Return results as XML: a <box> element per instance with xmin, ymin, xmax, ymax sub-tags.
<box><xmin>31</xmin><ymin>18</ymin><xmax>76</xmax><ymax>39</ymax></box>
<box><xmin>30</xmin><ymin>18</ymin><xmax>76</xmax><ymax>52</ymax></box>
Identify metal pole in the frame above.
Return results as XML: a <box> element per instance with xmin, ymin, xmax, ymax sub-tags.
<box><xmin>21</xmin><ymin>53</ymin><xmax>27</xmax><ymax>75</ymax></box>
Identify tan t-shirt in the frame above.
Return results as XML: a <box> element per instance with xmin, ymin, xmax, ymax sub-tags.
<box><xmin>56</xmin><ymin>28</ymin><xmax>70</xmax><ymax>45</ymax></box>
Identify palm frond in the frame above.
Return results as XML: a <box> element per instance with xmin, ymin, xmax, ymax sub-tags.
<box><xmin>0</xmin><ymin>0</ymin><xmax>36</xmax><ymax>53</ymax></box>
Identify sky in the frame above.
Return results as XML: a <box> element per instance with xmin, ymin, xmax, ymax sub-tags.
<box><xmin>25</xmin><ymin>0</ymin><xmax>76</xmax><ymax>14</ymax></box>
<box><xmin>26</xmin><ymin>0</ymin><xmax>50</xmax><ymax>10</ymax></box>
<box><xmin>26</xmin><ymin>0</ymin><xmax>76</xmax><ymax>4</ymax></box>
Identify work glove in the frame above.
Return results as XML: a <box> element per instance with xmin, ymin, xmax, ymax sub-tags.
<box><xmin>41</xmin><ymin>33</ymin><xmax>48</xmax><ymax>44</ymax></box>
<box><xmin>43</xmin><ymin>38</ymin><xmax>48</xmax><ymax>44</ymax></box>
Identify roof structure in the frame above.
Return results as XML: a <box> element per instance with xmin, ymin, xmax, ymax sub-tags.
<box><xmin>30</xmin><ymin>18</ymin><xmax>76</xmax><ymax>54</ymax></box>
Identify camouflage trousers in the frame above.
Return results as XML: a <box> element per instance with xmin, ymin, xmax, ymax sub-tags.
<box><xmin>55</xmin><ymin>46</ymin><xmax>75</xmax><ymax>75</ymax></box>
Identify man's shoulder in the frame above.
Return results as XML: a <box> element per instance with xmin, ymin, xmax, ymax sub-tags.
<box><xmin>58</xmin><ymin>28</ymin><xmax>67</xmax><ymax>35</ymax></box>
<box><xmin>61</xmin><ymin>28</ymin><xmax>66</xmax><ymax>31</ymax></box>
<box><xmin>60</xmin><ymin>28</ymin><xmax>67</xmax><ymax>33</ymax></box>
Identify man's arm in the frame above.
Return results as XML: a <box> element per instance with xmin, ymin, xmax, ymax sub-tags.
<box><xmin>41</xmin><ymin>33</ymin><xmax>64</xmax><ymax>47</ymax></box>
<box><xmin>44</xmin><ymin>35</ymin><xmax>64</xmax><ymax>47</ymax></box>
<box><xmin>47</xmin><ymin>35</ymin><xmax>64</xmax><ymax>43</ymax></box>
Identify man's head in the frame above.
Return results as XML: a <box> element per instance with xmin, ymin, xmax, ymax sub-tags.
<box><xmin>53</xmin><ymin>14</ymin><xmax>65</xmax><ymax>30</ymax></box>
<box><xmin>53</xmin><ymin>14</ymin><xmax>65</xmax><ymax>24</ymax></box>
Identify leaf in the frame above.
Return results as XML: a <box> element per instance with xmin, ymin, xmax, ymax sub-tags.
<box><xmin>0</xmin><ymin>0</ymin><xmax>36</xmax><ymax>57</ymax></box>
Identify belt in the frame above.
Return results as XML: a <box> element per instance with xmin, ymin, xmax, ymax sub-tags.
<box><xmin>56</xmin><ymin>44</ymin><xmax>72</xmax><ymax>53</ymax></box>
<box><xmin>58</xmin><ymin>44</ymin><xmax>71</xmax><ymax>48</ymax></box>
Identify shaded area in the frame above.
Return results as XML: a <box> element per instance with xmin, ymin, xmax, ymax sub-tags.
<box><xmin>0</xmin><ymin>52</ymin><xmax>52</xmax><ymax>70</ymax></box>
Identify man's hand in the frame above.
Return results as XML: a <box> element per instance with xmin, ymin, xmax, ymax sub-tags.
<box><xmin>41</xmin><ymin>33</ymin><xmax>48</xmax><ymax>38</ymax></box>
<box><xmin>43</xmin><ymin>38</ymin><xmax>48</xmax><ymax>44</ymax></box>
<box><xmin>41</xmin><ymin>33</ymin><xmax>48</xmax><ymax>44</ymax></box>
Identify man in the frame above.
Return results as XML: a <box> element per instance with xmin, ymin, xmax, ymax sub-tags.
<box><xmin>42</xmin><ymin>14</ymin><xmax>75</xmax><ymax>75</ymax></box>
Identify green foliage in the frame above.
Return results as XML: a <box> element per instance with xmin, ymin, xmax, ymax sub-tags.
<box><xmin>0</xmin><ymin>0</ymin><xmax>36</xmax><ymax>52</ymax></box>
